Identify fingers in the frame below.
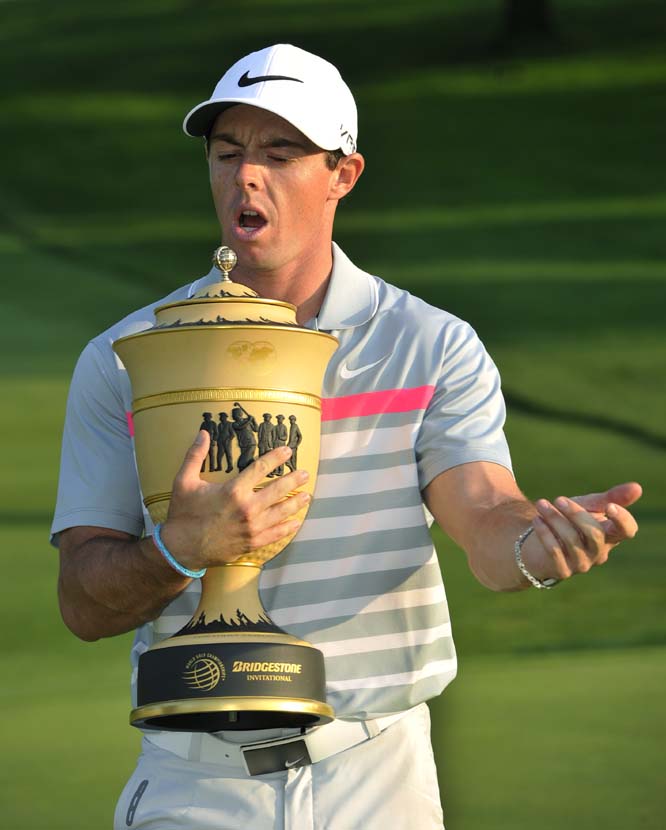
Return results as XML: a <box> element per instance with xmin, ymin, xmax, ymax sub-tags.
<box><xmin>262</xmin><ymin>488</ymin><xmax>311</xmax><ymax>525</ymax></box>
<box><xmin>221</xmin><ymin>481</ymin><xmax>310</xmax><ymax>555</ymax></box>
<box><xmin>236</xmin><ymin>447</ymin><xmax>293</xmax><ymax>490</ymax></box>
<box><xmin>240</xmin><ymin>513</ymin><xmax>306</xmax><ymax>553</ymax></box>
<box><xmin>605</xmin><ymin>502</ymin><xmax>639</xmax><ymax>544</ymax></box>
<box><xmin>572</xmin><ymin>481</ymin><xmax>643</xmax><ymax>514</ymax></box>
<box><xmin>531</xmin><ymin>515</ymin><xmax>573</xmax><ymax>579</ymax></box>
<box><xmin>234</xmin><ymin>471</ymin><xmax>310</xmax><ymax>535</ymax></box>
<box><xmin>534</xmin><ymin>496</ymin><xmax>608</xmax><ymax>574</ymax></box>
<box><xmin>233</xmin><ymin>449</ymin><xmax>310</xmax><ymax>510</ymax></box>
<box><xmin>244</xmin><ymin>495</ymin><xmax>311</xmax><ymax>551</ymax></box>
<box><xmin>220</xmin><ymin>456</ymin><xmax>310</xmax><ymax>554</ymax></box>
<box><xmin>254</xmin><ymin>468</ymin><xmax>310</xmax><ymax>508</ymax></box>
<box><xmin>605</xmin><ymin>482</ymin><xmax>643</xmax><ymax>508</ymax></box>
<box><xmin>173</xmin><ymin>430</ymin><xmax>210</xmax><ymax>490</ymax></box>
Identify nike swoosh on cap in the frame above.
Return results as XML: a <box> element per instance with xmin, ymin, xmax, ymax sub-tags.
<box><xmin>339</xmin><ymin>355</ymin><xmax>389</xmax><ymax>380</ymax></box>
<box><xmin>238</xmin><ymin>71</ymin><xmax>304</xmax><ymax>87</ymax></box>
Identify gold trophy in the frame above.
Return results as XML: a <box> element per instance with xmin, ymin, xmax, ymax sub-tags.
<box><xmin>113</xmin><ymin>247</ymin><xmax>338</xmax><ymax>732</ymax></box>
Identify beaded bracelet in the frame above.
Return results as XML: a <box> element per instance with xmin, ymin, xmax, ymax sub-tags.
<box><xmin>514</xmin><ymin>526</ymin><xmax>559</xmax><ymax>590</ymax></box>
<box><xmin>153</xmin><ymin>522</ymin><xmax>206</xmax><ymax>579</ymax></box>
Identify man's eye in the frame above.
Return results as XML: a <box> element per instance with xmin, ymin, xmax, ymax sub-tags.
<box><xmin>268</xmin><ymin>155</ymin><xmax>292</xmax><ymax>164</ymax></box>
<box><xmin>217</xmin><ymin>152</ymin><xmax>239</xmax><ymax>161</ymax></box>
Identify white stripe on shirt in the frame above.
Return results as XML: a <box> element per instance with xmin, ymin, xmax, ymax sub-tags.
<box><xmin>292</xmin><ymin>505</ymin><xmax>428</xmax><ymax>542</ymax></box>
<box><xmin>315</xmin><ymin>465</ymin><xmax>419</xmax><ymax>498</ymax></box>
<box><xmin>319</xmin><ymin>622</ymin><xmax>453</xmax><ymax>658</ymax></box>
<box><xmin>262</xmin><ymin>547</ymin><xmax>436</xmax><ymax>588</ymax></box>
<box><xmin>327</xmin><ymin>658</ymin><xmax>457</xmax><ymax>691</ymax></box>
<box><xmin>319</xmin><ymin>424</ymin><xmax>418</xmax><ymax>459</ymax></box>
<box><xmin>271</xmin><ymin>584</ymin><xmax>446</xmax><ymax>626</ymax></box>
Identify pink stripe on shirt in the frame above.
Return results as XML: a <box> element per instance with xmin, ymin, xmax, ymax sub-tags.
<box><xmin>126</xmin><ymin>411</ymin><xmax>135</xmax><ymax>437</ymax></box>
<box><xmin>321</xmin><ymin>385</ymin><xmax>435</xmax><ymax>421</ymax></box>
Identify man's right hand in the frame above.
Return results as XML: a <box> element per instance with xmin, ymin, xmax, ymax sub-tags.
<box><xmin>57</xmin><ymin>430</ymin><xmax>310</xmax><ymax>640</ymax></box>
<box><xmin>159</xmin><ymin>430</ymin><xmax>310</xmax><ymax>572</ymax></box>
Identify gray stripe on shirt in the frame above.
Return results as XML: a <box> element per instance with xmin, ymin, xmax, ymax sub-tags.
<box><xmin>306</xmin><ymin>487</ymin><xmax>423</xmax><ymax>519</ymax></box>
<box><xmin>261</xmin><ymin>557</ymin><xmax>442</xmax><ymax>611</ymax></box>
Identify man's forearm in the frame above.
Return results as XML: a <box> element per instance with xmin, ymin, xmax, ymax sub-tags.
<box><xmin>58</xmin><ymin>532</ymin><xmax>190</xmax><ymax>641</ymax></box>
<box><xmin>423</xmin><ymin>462</ymin><xmax>554</xmax><ymax>593</ymax></box>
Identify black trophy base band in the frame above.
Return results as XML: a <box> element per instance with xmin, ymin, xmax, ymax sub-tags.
<box><xmin>133</xmin><ymin>639</ymin><xmax>333</xmax><ymax>732</ymax></box>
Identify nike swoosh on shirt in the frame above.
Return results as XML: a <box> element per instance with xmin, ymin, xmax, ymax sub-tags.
<box><xmin>339</xmin><ymin>355</ymin><xmax>389</xmax><ymax>379</ymax></box>
<box><xmin>238</xmin><ymin>71</ymin><xmax>304</xmax><ymax>87</ymax></box>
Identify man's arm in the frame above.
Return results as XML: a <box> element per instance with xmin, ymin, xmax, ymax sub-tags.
<box><xmin>58</xmin><ymin>434</ymin><xmax>308</xmax><ymax>641</ymax></box>
<box><xmin>58</xmin><ymin>526</ymin><xmax>189</xmax><ymax>641</ymax></box>
<box><xmin>423</xmin><ymin>461</ymin><xmax>641</xmax><ymax>591</ymax></box>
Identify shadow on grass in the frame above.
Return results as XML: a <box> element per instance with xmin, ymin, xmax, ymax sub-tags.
<box><xmin>504</xmin><ymin>390</ymin><xmax>666</xmax><ymax>451</ymax></box>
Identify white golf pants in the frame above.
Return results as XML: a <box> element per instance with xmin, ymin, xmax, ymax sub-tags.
<box><xmin>113</xmin><ymin>702</ymin><xmax>444</xmax><ymax>829</ymax></box>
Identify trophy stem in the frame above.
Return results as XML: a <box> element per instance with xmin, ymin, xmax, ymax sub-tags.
<box><xmin>174</xmin><ymin>562</ymin><xmax>287</xmax><ymax>639</ymax></box>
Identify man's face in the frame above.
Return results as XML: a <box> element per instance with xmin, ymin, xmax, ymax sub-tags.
<box><xmin>208</xmin><ymin>105</ymin><xmax>340</xmax><ymax>275</ymax></box>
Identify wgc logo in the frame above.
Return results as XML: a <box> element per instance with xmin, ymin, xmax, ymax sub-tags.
<box><xmin>183</xmin><ymin>652</ymin><xmax>226</xmax><ymax>691</ymax></box>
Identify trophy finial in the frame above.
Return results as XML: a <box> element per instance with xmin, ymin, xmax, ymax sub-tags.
<box><xmin>213</xmin><ymin>246</ymin><xmax>238</xmax><ymax>281</ymax></box>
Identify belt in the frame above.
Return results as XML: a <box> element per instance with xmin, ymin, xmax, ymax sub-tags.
<box><xmin>145</xmin><ymin>710</ymin><xmax>409</xmax><ymax>776</ymax></box>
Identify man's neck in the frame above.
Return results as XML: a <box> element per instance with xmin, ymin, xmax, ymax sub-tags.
<box><xmin>230</xmin><ymin>245</ymin><xmax>334</xmax><ymax>325</ymax></box>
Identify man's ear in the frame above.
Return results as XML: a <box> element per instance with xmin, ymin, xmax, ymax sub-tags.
<box><xmin>329</xmin><ymin>153</ymin><xmax>365</xmax><ymax>200</ymax></box>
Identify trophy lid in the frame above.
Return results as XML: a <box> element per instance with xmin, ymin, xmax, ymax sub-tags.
<box><xmin>153</xmin><ymin>246</ymin><xmax>299</xmax><ymax>328</ymax></box>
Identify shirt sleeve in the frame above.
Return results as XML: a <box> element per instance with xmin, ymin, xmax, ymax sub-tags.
<box><xmin>415</xmin><ymin>320</ymin><xmax>513</xmax><ymax>491</ymax></box>
<box><xmin>50</xmin><ymin>339</ymin><xmax>145</xmax><ymax>542</ymax></box>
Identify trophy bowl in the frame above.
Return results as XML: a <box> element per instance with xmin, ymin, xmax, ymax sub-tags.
<box><xmin>113</xmin><ymin>247</ymin><xmax>338</xmax><ymax>732</ymax></box>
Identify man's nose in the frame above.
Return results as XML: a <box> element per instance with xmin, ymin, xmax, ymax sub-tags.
<box><xmin>234</xmin><ymin>159</ymin><xmax>262</xmax><ymax>190</ymax></box>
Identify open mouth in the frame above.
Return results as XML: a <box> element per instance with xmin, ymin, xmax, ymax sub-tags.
<box><xmin>237</xmin><ymin>209</ymin><xmax>267</xmax><ymax>232</ymax></box>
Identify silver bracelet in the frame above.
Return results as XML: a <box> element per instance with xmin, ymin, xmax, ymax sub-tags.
<box><xmin>514</xmin><ymin>526</ymin><xmax>559</xmax><ymax>590</ymax></box>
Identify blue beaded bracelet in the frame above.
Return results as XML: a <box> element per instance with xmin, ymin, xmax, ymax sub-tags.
<box><xmin>153</xmin><ymin>522</ymin><xmax>206</xmax><ymax>579</ymax></box>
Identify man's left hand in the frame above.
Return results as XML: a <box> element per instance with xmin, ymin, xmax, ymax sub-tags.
<box><xmin>531</xmin><ymin>481</ymin><xmax>642</xmax><ymax>578</ymax></box>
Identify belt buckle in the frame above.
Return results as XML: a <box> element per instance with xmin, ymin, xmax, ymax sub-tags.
<box><xmin>241</xmin><ymin>735</ymin><xmax>313</xmax><ymax>776</ymax></box>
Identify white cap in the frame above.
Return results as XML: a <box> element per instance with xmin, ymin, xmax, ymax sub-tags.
<box><xmin>183</xmin><ymin>44</ymin><xmax>358</xmax><ymax>155</ymax></box>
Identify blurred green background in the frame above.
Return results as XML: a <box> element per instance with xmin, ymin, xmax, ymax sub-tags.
<box><xmin>1</xmin><ymin>0</ymin><xmax>664</xmax><ymax>828</ymax></box>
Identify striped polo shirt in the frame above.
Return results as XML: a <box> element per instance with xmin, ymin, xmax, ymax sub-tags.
<box><xmin>52</xmin><ymin>243</ymin><xmax>511</xmax><ymax>720</ymax></box>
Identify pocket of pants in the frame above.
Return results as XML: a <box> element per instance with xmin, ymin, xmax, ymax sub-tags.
<box><xmin>113</xmin><ymin>745</ymin><xmax>198</xmax><ymax>830</ymax></box>
<box><xmin>113</xmin><ymin>758</ymin><xmax>149</xmax><ymax>830</ymax></box>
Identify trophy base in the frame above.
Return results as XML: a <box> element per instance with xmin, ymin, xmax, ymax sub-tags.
<box><xmin>131</xmin><ymin>633</ymin><xmax>334</xmax><ymax>732</ymax></box>
<box><xmin>131</xmin><ymin>696</ymin><xmax>334</xmax><ymax>732</ymax></box>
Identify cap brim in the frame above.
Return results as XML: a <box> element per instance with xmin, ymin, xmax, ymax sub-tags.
<box><xmin>183</xmin><ymin>97</ymin><xmax>344</xmax><ymax>152</ymax></box>
<box><xmin>183</xmin><ymin>101</ymin><xmax>237</xmax><ymax>137</ymax></box>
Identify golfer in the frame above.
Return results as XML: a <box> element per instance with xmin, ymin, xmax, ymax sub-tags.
<box><xmin>52</xmin><ymin>44</ymin><xmax>641</xmax><ymax>829</ymax></box>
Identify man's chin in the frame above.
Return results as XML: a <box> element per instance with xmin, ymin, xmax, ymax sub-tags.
<box><xmin>224</xmin><ymin>249</ymin><xmax>281</xmax><ymax>281</ymax></box>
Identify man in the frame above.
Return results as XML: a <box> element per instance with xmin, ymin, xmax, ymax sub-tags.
<box><xmin>216</xmin><ymin>411</ymin><xmax>234</xmax><ymax>473</ymax></box>
<box><xmin>52</xmin><ymin>44</ymin><xmax>641</xmax><ymax>830</ymax></box>
<box><xmin>258</xmin><ymin>413</ymin><xmax>275</xmax><ymax>458</ymax></box>
<box><xmin>271</xmin><ymin>413</ymin><xmax>288</xmax><ymax>477</ymax></box>
<box><xmin>285</xmin><ymin>414</ymin><xmax>302</xmax><ymax>472</ymax></box>
<box><xmin>230</xmin><ymin>402</ymin><xmax>259</xmax><ymax>471</ymax></box>
<box><xmin>198</xmin><ymin>411</ymin><xmax>217</xmax><ymax>473</ymax></box>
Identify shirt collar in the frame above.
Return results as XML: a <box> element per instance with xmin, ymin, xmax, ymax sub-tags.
<box><xmin>187</xmin><ymin>242</ymin><xmax>378</xmax><ymax>331</ymax></box>
<box><xmin>314</xmin><ymin>242</ymin><xmax>378</xmax><ymax>331</ymax></box>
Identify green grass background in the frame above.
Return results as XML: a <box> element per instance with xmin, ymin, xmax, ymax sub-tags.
<box><xmin>1</xmin><ymin>1</ymin><xmax>664</xmax><ymax>827</ymax></box>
